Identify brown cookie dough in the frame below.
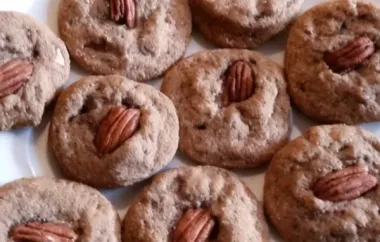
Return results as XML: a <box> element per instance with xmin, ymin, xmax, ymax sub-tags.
<box><xmin>58</xmin><ymin>0</ymin><xmax>192</xmax><ymax>82</ymax></box>
<box><xmin>0</xmin><ymin>11</ymin><xmax>70</xmax><ymax>130</ymax></box>
<box><xmin>265</xmin><ymin>125</ymin><xmax>380</xmax><ymax>242</ymax></box>
<box><xmin>285</xmin><ymin>0</ymin><xmax>380</xmax><ymax>124</ymax></box>
<box><xmin>49</xmin><ymin>75</ymin><xmax>179</xmax><ymax>188</ymax></box>
<box><xmin>190</xmin><ymin>0</ymin><xmax>303</xmax><ymax>48</ymax></box>
<box><xmin>0</xmin><ymin>177</ymin><xmax>121</xmax><ymax>241</ymax></box>
<box><xmin>161</xmin><ymin>49</ymin><xmax>291</xmax><ymax>168</ymax></box>
<box><xmin>123</xmin><ymin>166</ymin><xmax>269</xmax><ymax>242</ymax></box>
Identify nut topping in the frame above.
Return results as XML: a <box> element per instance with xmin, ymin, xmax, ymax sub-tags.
<box><xmin>172</xmin><ymin>208</ymin><xmax>215</xmax><ymax>242</ymax></box>
<box><xmin>94</xmin><ymin>106</ymin><xmax>141</xmax><ymax>154</ymax></box>
<box><xmin>109</xmin><ymin>0</ymin><xmax>136</xmax><ymax>28</ymax></box>
<box><xmin>222</xmin><ymin>60</ymin><xmax>255</xmax><ymax>106</ymax></box>
<box><xmin>0</xmin><ymin>59</ymin><xmax>33</xmax><ymax>98</ymax></box>
<box><xmin>313</xmin><ymin>164</ymin><xmax>378</xmax><ymax>202</ymax></box>
<box><xmin>11</xmin><ymin>221</ymin><xmax>77</xmax><ymax>242</ymax></box>
<box><xmin>324</xmin><ymin>36</ymin><xmax>375</xmax><ymax>72</ymax></box>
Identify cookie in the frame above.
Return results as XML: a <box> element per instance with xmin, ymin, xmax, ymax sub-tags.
<box><xmin>49</xmin><ymin>75</ymin><xmax>179</xmax><ymax>188</ymax></box>
<box><xmin>190</xmin><ymin>0</ymin><xmax>303</xmax><ymax>48</ymax></box>
<box><xmin>285</xmin><ymin>0</ymin><xmax>380</xmax><ymax>124</ymax></box>
<box><xmin>0</xmin><ymin>177</ymin><xmax>120</xmax><ymax>241</ymax></box>
<box><xmin>0</xmin><ymin>11</ymin><xmax>70</xmax><ymax>130</ymax></box>
<box><xmin>264</xmin><ymin>124</ymin><xmax>380</xmax><ymax>242</ymax></box>
<box><xmin>161</xmin><ymin>49</ymin><xmax>291</xmax><ymax>168</ymax></box>
<box><xmin>123</xmin><ymin>166</ymin><xmax>269</xmax><ymax>242</ymax></box>
<box><xmin>58</xmin><ymin>0</ymin><xmax>192</xmax><ymax>82</ymax></box>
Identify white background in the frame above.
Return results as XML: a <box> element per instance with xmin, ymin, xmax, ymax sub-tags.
<box><xmin>0</xmin><ymin>0</ymin><xmax>379</xmax><ymax>241</ymax></box>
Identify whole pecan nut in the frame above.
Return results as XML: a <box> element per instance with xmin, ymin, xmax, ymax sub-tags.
<box><xmin>172</xmin><ymin>208</ymin><xmax>215</xmax><ymax>242</ymax></box>
<box><xmin>324</xmin><ymin>36</ymin><xmax>375</xmax><ymax>72</ymax></box>
<box><xmin>313</xmin><ymin>164</ymin><xmax>378</xmax><ymax>202</ymax></box>
<box><xmin>109</xmin><ymin>0</ymin><xmax>136</xmax><ymax>28</ymax></box>
<box><xmin>222</xmin><ymin>60</ymin><xmax>255</xmax><ymax>106</ymax></box>
<box><xmin>0</xmin><ymin>59</ymin><xmax>34</xmax><ymax>98</ymax></box>
<box><xmin>11</xmin><ymin>221</ymin><xmax>77</xmax><ymax>242</ymax></box>
<box><xmin>94</xmin><ymin>106</ymin><xmax>141</xmax><ymax>154</ymax></box>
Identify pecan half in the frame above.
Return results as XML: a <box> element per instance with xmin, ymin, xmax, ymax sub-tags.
<box><xmin>313</xmin><ymin>164</ymin><xmax>378</xmax><ymax>202</ymax></box>
<box><xmin>0</xmin><ymin>59</ymin><xmax>33</xmax><ymax>98</ymax></box>
<box><xmin>222</xmin><ymin>60</ymin><xmax>255</xmax><ymax>106</ymax></box>
<box><xmin>109</xmin><ymin>0</ymin><xmax>136</xmax><ymax>28</ymax></box>
<box><xmin>172</xmin><ymin>208</ymin><xmax>216</xmax><ymax>242</ymax></box>
<box><xmin>11</xmin><ymin>221</ymin><xmax>77</xmax><ymax>242</ymax></box>
<box><xmin>324</xmin><ymin>36</ymin><xmax>375</xmax><ymax>72</ymax></box>
<box><xmin>94</xmin><ymin>106</ymin><xmax>141</xmax><ymax>154</ymax></box>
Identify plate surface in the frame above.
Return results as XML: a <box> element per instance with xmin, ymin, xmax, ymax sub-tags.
<box><xmin>0</xmin><ymin>0</ymin><xmax>379</xmax><ymax>241</ymax></box>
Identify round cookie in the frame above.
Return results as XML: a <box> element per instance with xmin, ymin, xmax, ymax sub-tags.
<box><xmin>0</xmin><ymin>11</ymin><xmax>70</xmax><ymax>130</ymax></box>
<box><xmin>264</xmin><ymin>125</ymin><xmax>380</xmax><ymax>242</ymax></box>
<box><xmin>285</xmin><ymin>0</ymin><xmax>380</xmax><ymax>124</ymax></box>
<box><xmin>123</xmin><ymin>166</ymin><xmax>269</xmax><ymax>242</ymax></box>
<box><xmin>58</xmin><ymin>0</ymin><xmax>192</xmax><ymax>82</ymax></box>
<box><xmin>0</xmin><ymin>177</ymin><xmax>120</xmax><ymax>241</ymax></box>
<box><xmin>49</xmin><ymin>75</ymin><xmax>179</xmax><ymax>188</ymax></box>
<box><xmin>190</xmin><ymin>0</ymin><xmax>303</xmax><ymax>48</ymax></box>
<box><xmin>161</xmin><ymin>49</ymin><xmax>291</xmax><ymax>168</ymax></box>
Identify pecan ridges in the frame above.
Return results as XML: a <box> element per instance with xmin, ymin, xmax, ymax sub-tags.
<box><xmin>12</xmin><ymin>222</ymin><xmax>77</xmax><ymax>242</ymax></box>
<box><xmin>324</xmin><ymin>36</ymin><xmax>375</xmax><ymax>72</ymax></box>
<box><xmin>222</xmin><ymin>60</ymin><xmax>255</xmax><ymax>106</ymax></box>
<box><xmin>314</xmin><ymin>164</ymin><xmax>378</xmax><ymax>202</ymax></box>
<box><xmin>172</xmin><ymin>208</ymin><xmax>215</xmax><ymax>242</ymax></box>
<box><xmin>110</xmin><ymin>0</ymin><xmax>136</xmax><ymax>28</ymax></box>
<box><xmin>0</xmin><ymin>59</ymin><xmax>33</xmax><ymax>98</ymax></box>
<box><xmin>94</xmin><ymin>106</ymin><xmax>141</xmax><ymax>154</ymax></box>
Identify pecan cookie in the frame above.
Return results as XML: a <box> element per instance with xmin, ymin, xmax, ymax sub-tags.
<box><xmin>286</xmin><ymin>0</ymin><xmax>380</xmax><ymax>124</ymax></box>
<box><xmin>123</xmin><ymin>166</ymin><xmax>269</xmax><ymax>242</ymax></box>
<box><xmin>49</xmin><ymin>75</ymin><xmax>179</xmax><ymax>188</ymax></box>
<box><xmin>190</xmin><ymin>0</ymin><xmax>303</xmax><ymax>48</ymax></box>
<box><xmin>0</xmin><ymin>11</ymin><xmax>69</xmax><ymax>130</ymax></box>
<box><xmin>0</xmin><ymin>177</ymin><xmax>121</xmax><ymax>241</ymax></box>
<box><xmin>265</xmin><ymin>125</ymin><xmax>380</xmax><ymax>242</ymax></box>
<box><xmin>58</xmin><ymin>0</ymin><xmax>191</xmax><ymax>82</ymax></box>
<box><xmin>161</xmin><ymin>49</ymin><xmax>291</xmax><ymax>168</ymax></box>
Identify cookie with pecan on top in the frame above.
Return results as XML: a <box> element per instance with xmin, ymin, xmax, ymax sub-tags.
<box><xmin>161</xmin><ymin>49</ymin><xmax>291</xmax><ymax>168</ymax></box>
<box><xmin>49</xmin><ymin>75</ymin><xmax>179</xmax><ymax>188</ymax></box>
<box><xmin>286</xmin><ymin>0</ymin><xmax>380</xmax><ymax>124</ymax></box>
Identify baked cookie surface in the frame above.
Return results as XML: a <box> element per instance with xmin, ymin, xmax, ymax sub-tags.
<box><xmin>265</xmin><ymin>125</ymin><xmax>380</xmax><ymax>242</ymax></box>
<box><xmin>190</xmin><ymin>0</ymin><xmax>303</xmax><ymax>48</ymax></box>
<box><xmin>0</xmin><ymin>11</ymin><xmax>70</xmax><ymax>130</ymax></box>
<box><xmin>58</xmin><ymin>0</ymin><xmax>192</xmax><ymax>82</ymax></box>
<box><xmin>49</xmin><ymin>75</ymin><xmax>179</xmax><ymax>188</ymax></box>
<box><xmin>0</xmin><ymin>177</ymin><xmax>120</xmax><ymax>241</ymax></box>
<box><xmin>161</xmin><ymin>49</ymin><xmax>291</xmax><ymax>168</ymax></box>
<box><xmin>286</xmin><ymin>0</ymin><xmax>380</xmax><ymax>124</ymax></box>
<box><xmin>123</xmin><ymin>166</ymin><xmax>269</xmax><ymax>242</ymax></box>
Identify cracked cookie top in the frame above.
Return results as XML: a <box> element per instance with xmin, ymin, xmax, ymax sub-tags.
<box><xmin>0</xmin><ymin>177</ymin><xmax>121</xmax><ymax>241</ymax></box>
<box><xmin>285</xmin><ymin>0</ymin><xmax>380</xmax><ymax>124</ymax></box>
<box><xmin>265</xmin><ymin>124</ymin><xmax>380</xmax><ymax>242</ymax></box>
<box><xmin>0</xmin><ymin>11</ymin><xmax>70</xmax><ymax>130</ymax></box>
<box><xmin>123</xmin><ymin>166</ymin><xmax>269</xmax><ymax>242</ymax></box>
<box><xmin>58</xmin><ymin>0</ymin><xmax>192</xmax><ymax>82</ymax></box>
<box><xmin>161</xmin><ymin>49</ymin><xmax>291</xmax><ymax>168</ymax></box>
<box><xmin>49</xmin><ymin>75</ymin><xmax>179</xmax><ymax>188</ymax></box>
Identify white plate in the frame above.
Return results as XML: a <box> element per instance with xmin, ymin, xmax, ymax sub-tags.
<box><xmin>1</xmin><ymin>0</ymin><xmax>380</xmax><ymax>241</ymax></box>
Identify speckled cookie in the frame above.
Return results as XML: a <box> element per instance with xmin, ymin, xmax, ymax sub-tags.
<box><xmin>190</xmin><ymin>0</ymin><xmax>303</xmax><ymax>48</ymax></box>
<box><xmin>49</xmin><ymin>75</ymin><xmax>179</xmax><ymax>188</ymax></box>
<box><xmin>123</xmin><ymin>166</ymin><xmax>269</xmax><ymax>242</ymax></box>
<box><xmin>58</xmin><ymin>0</ymin><xmax>191</xmax><ymax>82</ymax></box>
<box><xmin>265</xmin><ymin>124</ymin><xmax>380</xmax><ymax>242</ymax></box>
<box><xmin>161</xmin><ymin>49</ymin><xmax>291</xmax><ymax>168</ymax></box>
<box><xmin>0</xmin><ymin>177</ymin><xmax>120</xmax><ymax>241</ymax></box>
<box><xmin>286</xmin><ymin>0</ymin><xmax>380</xmax><ymax>124</ymax></box>
<box><xmin>0</xmin><ymin>11</ymin><xmax>70</xmax><ymax>130</ymax></box>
